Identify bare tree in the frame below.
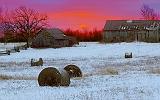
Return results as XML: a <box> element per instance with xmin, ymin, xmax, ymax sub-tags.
<box><xmin>141</xmin><ymin>4</ymin><xmax>159</xmax><ymax>20</ymax></box>
<box><xmin>12</xmin><ymin>6</ymin><xmax>48</xmax><ymax>47</ymax></box>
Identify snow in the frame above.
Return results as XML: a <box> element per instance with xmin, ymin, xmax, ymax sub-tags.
<box><xmin>0</xmin><ymin>42</ymin><xmax>160</xmax><ymax>62</ymax></box>
<box><xmin>0</xmin><ymin>42</ymin><xmax>160</xmax><ymax>100</ymax></box>
<box><xmin>0</xmin><ymin>74</ymin><xmax>160</xmax><ymax>100</ymax></box>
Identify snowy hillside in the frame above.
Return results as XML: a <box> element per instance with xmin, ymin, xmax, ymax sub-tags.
<box><xmin>0</xmin><ymin>42</ymin><xmax>160</xmax><ymax>100</ymax></box>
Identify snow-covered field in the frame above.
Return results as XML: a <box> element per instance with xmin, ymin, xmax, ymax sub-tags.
<box><xmin>0</xmin><ymin>42</ymin><xmax>160</xmax><ymax>100</ymax></box>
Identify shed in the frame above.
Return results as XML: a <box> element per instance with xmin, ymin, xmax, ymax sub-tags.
<box><xmin>31</xmin><ymin>28</ymin><xmax>78</xmax><ymax>48</ymax></box>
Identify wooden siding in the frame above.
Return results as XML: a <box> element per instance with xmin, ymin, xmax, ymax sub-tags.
<box><xmin>103</xmin><ymin>30</ymin><xmax>160</xmax><ymax>43</ymax></box>
<box><xmin>31</xmin><ymin>28</ymin><xmax>78</xmax><ymax>48</ymax></box>
<box><xmin>103</xmin><ymin>20</ymin><xmax>160</xmax><ymax>43</ymax></box>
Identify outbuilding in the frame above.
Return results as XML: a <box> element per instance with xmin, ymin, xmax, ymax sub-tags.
<box><xmin>31</xmin><ymin>28</ymin><xmax>78</xmax><ymax>48</ymax></box>
<box><xmin>103</xmin><ymin>20</ymin><xmax>160</xmax><ymax>43</ymax></box>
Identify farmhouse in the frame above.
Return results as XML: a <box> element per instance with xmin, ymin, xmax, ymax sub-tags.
<box><xmin>103</xmin><ymin>20</ymin><xmax>160</xmax><ymax>43</ymax></box>
<box><xmin>31</xmin><ymin>28</ymin><xmax>78</xmax><ymax>48</ymax></box>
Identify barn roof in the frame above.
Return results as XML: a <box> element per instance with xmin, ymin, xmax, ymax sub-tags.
<box><xmin>103</xmin><ymin>20</ymin><xmax>160</xmax><ymax>31</ymax></box>
<box><xmin>47</xmin><ymin>28</ymin><xmax>64</xmax><ymax>34</ymax></box>
<box><xmin>38</xmin><ymin>28</ymin><xmax>68</xmax><ymax>40</ymax></box>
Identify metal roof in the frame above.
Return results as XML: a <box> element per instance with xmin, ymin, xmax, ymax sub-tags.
<box><xmin>38</xmin><ymin>28</ymin><xmax>68</xmax><ymax>40</ymax></box>
<box><xmin>103</xmin><ymin>20</ymin><xmax>160</xmax><ymax>31</ymax></box>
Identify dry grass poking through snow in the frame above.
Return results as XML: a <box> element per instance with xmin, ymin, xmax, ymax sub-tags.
<box><xmin>0</xmin><ymin>74</ymin><xmax>37</xmax><ymax>80</ymax></box>
<box><xmin>0</xmin><ymin>75</ymin><xmax>13</xmax><ymax>80</ymax></box>
<box><xmin>82</xmin><ymin>67</ymin><xmax>119</xmax><ymax>79</ymax></box>
<box><xmin>97</xmin><ymin>67</ymin><xmax>119</xmax><ymax>75</ymax></box>
<box><xmin>149</xmin><ymin>67</ymin><xmax>160</xmax><ymax>74</ymax></box>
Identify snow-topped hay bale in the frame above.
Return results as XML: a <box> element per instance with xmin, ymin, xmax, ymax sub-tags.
<box><xmin>31</xmin><ymin>58</ymin><xmax>43</xmax><ymax>66</ymax></box>
<box><xmin>64</xmin><ymin>65</ymin><xmax>82</xmax><ymax>78</ymax></box>
<box><xmin>38</xmin><ymin>67</ymin><xmax>61</xmax><ymax>86</ymax></box>
<box><xmin>125</xmin><ymin>52</ymin><xmax>132</xmax><ymax>58</ymax></box>
<box><xmin>38</xmin><ymin>67</ymin><xmax>70</xmax><ymax>87</ymax></box>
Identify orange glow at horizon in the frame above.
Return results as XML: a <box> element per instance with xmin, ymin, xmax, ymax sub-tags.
<box><xmin>50</xmin><ymin>11</ymin><xmax>103</xmax><ymax>19</ymax></box>
<box><xmin>48</xmin><ymin>10</ymin><xmax>132</xmax><ymax>30</ymax></box>
<box><xmin>79</xmin><ymin>24</ymin><xmax>89</xmax><ymax>30</ymax></box>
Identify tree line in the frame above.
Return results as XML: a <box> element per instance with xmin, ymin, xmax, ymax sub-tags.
<box><xmin>64</xmin><ymin>28</ymin><xmax>102</xmax><ymax>42</ymax></box>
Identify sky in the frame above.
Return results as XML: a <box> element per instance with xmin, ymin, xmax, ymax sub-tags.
<box><xmin>0</xmin><ymin>0</ymin><xmax>160</xmax><ymax>30</ymax></box>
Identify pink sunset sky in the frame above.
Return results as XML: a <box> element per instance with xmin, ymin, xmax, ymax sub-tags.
<box><xmin>0</xmin><ymin>0</ymin><xmax>160</xmax><ymax>30</ymax></box>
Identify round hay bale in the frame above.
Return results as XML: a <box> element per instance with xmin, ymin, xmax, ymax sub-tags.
<box><xmin>59</xmin><ymin>69</ymin><xmax>70</xmax><ymax>86</ymax></box>
<box><xmin>38</xmin><ymin>67</ymin><xmax>61</xmax><ymax>87</ymax></box>
<box><xmin>64</xmin><ymin>65</ymin><xmax>82</xmax><ymax>78</ymax></box>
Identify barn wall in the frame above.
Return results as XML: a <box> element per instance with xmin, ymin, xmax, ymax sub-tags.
<box><xmin>49</xmin><ymin>39</ymin><xmax>70</xmax><ymax>48</ymax></box>
<box><xmin>159</xmin><ymin>29</ymin><xmax>160</xmax><ymax>42</ymax></box>
<box><xmin>103</xmin><ymin>31</ymin><xmax>111</xmax><ymax>42</ymax></box>
<box><xmin>103</xmin><ymin>29</ymin><xmax>160</xmax><ymax>43</ymax></box>
<box><xmin>120</xmin><ymin>31</ymin><xmax>125</xmax><ymax>42</ymax></box>
<box><xmin>148</xmin><ymin>30</ymin><xmax>159</xmax><ymax>42</ymax></box>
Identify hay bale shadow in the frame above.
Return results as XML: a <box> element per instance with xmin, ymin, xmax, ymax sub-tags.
<box><xmin>64</xmin><ymin>65</ymin><xmax>82</xmax><ymax>78</ymax></box>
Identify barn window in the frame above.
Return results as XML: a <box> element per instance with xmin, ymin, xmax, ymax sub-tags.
<box><xmin>121</xmin><ymin>26</ymin><xmax>124</xmax><ymax>30</ymax></box>
<box><xmin>126</xmin><ymin>26</ymin><xmax>129</xmax><ymax>29</ymax></box>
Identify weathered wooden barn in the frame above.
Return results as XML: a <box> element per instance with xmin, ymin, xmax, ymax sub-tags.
<box><xmin>31</xmin><ymin>28</ymin><xmax>78</xmax><ymax>48</ymax></box>
<box><xmin>103</xmin><ymin>20</ymin><xmax>160</xmax><ymax>43</ymax></box>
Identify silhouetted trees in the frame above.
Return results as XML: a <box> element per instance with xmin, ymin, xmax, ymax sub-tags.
<box><xmin>0</xmin><ymin>6</ymin><xmax>48</xmax><ymax>46</ymax></box>
<box><xmin>141</xmin><ymin>4</ymin><xmax>159</xmax><ymax>20</ymax></box>
<box><xmin>64</xmin><ymin>28</ymin><xmax>102</xmax><ymax>42</ymax></box>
